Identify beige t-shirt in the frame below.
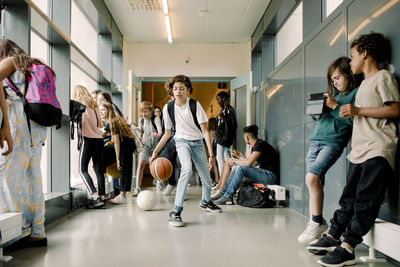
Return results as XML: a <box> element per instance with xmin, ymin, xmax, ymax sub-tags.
<box><xmin>347</xmin><ymin>70</ymin><xmax>400</xmax><ymax>170</ymax></box>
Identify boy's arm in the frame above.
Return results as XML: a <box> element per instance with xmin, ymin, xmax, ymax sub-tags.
<box><xmin>200</xmin><ymin>122</ymin><xmax>216</xmax><ymax>170</ymax></box>
<box><xmin>340</xmin><ymin>102</ymin><xmax>400</xmax><ymax>119</ymax></box>
<box><xmin>235</xmin><ymin>151</ymin><xmax>260</xmax><ymax>167</ymax></box>
<box><xmin>151</xmin><ymin>128</ymin><xmax>172</xmax><ymax>162</ymax></box>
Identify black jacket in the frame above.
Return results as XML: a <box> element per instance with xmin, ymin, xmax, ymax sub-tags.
<box><xmin>216</xmin><ymin>104</ymin><xmax>237</xmax><ymax>147</ymax></box>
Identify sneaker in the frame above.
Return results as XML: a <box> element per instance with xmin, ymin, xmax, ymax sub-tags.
<box><xmin>163</xmin><ymin>184</ymin><xmax>175</xmax><ymax>195</ymax></box>
<box><xmin>211</xmin><ymin>191</ymin><xmax>223</xmax><ymax>201</ymax></box>
<box><xmin>307</xmin><ymin>234</ymin><xmax>342</xmax><ymax>255</ymax></box>
<box><xmin>87</xmin><ymin>198</ymin><xmax>105</xmax><ymax>209</ymax></box>
<box><xmin>199</xmin><ymin>201</ymin><xmax>222</xmax><ymax>213</ymax></box>
<box><xmin>152</xmin><ymin>179</ymin><xmax>157</xmax><ymax>185</ymax></box>
<box><xmin>110</xmin><ymin>195</ymin><xmax>127</xmax><ymax>204</ymax></box>
<box><xmin>156</xmin><ymin>180</ymin><xmax>164</xmax><ymax>192</ymax></box>
<box><xmin>213</xmin><ymin>195</ymin><xmax>234</xmax><ymax>205</ymax></box>
<box><xmin>298</xmin><ymin>219</ymin><xmax>328</xmax><ymax>243</ymax></box>
<box><xmin>211</xmin><ymin>189</ymin><xmax>222</xmax><ymax>199</ymax></box>
<box><xmin>132</xmin><ymin>187</ymin><xmax>141</xmax><ymax>197</ymax></box>
<box><xmin>318</xmin><ymin>246</ymin><xmax>356</xmax><ymax>267</ymax></box>
<box><xmin>168</xmin><ymin>210</ymin><xmax>184</xmax><ymax>227</ymax></box>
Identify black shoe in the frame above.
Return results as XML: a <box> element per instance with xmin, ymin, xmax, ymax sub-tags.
<box><xmin>168</xmin><ymin>210</ymin><xmax>184</xmax><ymax>227</ymax></box>
<box><xmin>87</xmin><ymin>198</ymin><xmax>105</xmax><ymax>209</ymax></box>
<box><xmin>307</xmin><ymin>234</ymin><xmax>341</xmax><ymax>255</ymax></box>
<box><xmin>4</xmin><ymin>236</ymin><xmax>47</xmax><ymax>251</ymax></box>
<box><xmin>317</xmin><ymin>246</ymin><xmax>356</xmax><ymax>267</ymax></box>
<box><xmin>199</xmin><ymin>201</ymin><xmax>222</xmax><ymax>213</ymax></box>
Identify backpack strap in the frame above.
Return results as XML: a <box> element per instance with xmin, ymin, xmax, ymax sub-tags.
<box><xmin>150</xmin><ymin>116</ymin><xmax>157</xmax><ymax>133</ymax></box>
<box><xmin>189</xmin><ymin>98</ymin><xmax>201</xmax><ymax>131</ymax></box>
<box><xmin>167</xmin><ymin>100</ymin><xmax>175</xmax><ymax>131</ymax></box>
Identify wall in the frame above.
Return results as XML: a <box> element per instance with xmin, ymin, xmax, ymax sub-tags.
<box><xmin>123</xmin><ymin>42</ymin><xmax>251</xmax><ymax>78</ymax></box>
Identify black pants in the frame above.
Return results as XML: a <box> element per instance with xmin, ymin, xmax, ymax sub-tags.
<box><xmin>119</xmin><ymin>136</ymin><xmax>136</xmax><ymax>192</ymax></box>
<box><xmin>103</xmin><ymin>144</ymin><xmax>120</xmax><ymax>195</ymax></box>
<box><xmin>160</xmin><ymin>136</ymin><xmax>180</xmax><ymax>186</ymax></box>
<box><xmin>79</xmin><ymin>137</ymin><xmax>105</xmax><ymax>195</ymax></box>
<box><xmin>328</xmin><ymin>157</ymin><xmax>392</xmax><ymax>248</ymax></box>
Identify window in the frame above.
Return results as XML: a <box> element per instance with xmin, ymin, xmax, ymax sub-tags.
<box><xmin>32</xmin><ymin>0</ymin><xmax>49</xmax><ymax>16</ymax></box>
<box><xmin>71</xmin><ymin>1</ymin><xmax>98</xmax><ymax>65</ymax></box>
<box><xmin>30</xmin><ymin>30</ymin><xmax>50</xmax><ymax>193</ymax></box>
<box><xmin>325</xmin><ymin>0</ymin><xmax>343</xmax><ymax>18</ymax></box>
<box><xmin>276</xmin><ymin>2</ymin><xmax>303</xmax><ymax>66</ymax></box>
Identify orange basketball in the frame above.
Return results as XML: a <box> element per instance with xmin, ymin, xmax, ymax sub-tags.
<box><xmin>150</xmin><ymin>157</ymin><xmax>173</xmax><ymax>181</ymax></box>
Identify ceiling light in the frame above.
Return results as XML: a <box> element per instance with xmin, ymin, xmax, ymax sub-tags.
<box><xmin>165</xmin><ymin>15</ymin><xmax>172</xmax><ymax>43</ymax></box>
<box><xmin>161</xmin><ymin>0</ymin><xmax>168</xmax><ymax>14</ymax></box>
<box><xmin>198</xmin><ymin>10</ymin><xmax>208</xmax><ymax>16</ymax></box>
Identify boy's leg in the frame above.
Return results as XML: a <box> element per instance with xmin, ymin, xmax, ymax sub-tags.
<box><xmin>328</xmin><ymin>162</ymin><xmax>362</xmax><ymax>239</ymax></box>
<box><xmin>222</xmin><ymin>146</ymin><xmax>230</xmax><ymax>160</ymax></box>
<box><xmin>341</xmin><ymin>157</ymin><xmax>391</xmax><ymax>248</ymax></box>
<box><xmin>174</xmin><ymin>140</ymin><xmax>193</xmax><ymax>212</ymax></box>
<box><xmin>216</xmin><ymin>144</ymin><xmax>225</xmax><ymax>175</ymax></box>
<box><xmin>191</xmin><ymin>140</ymin><xmax>213</xmax><ymax>204</ymax></box>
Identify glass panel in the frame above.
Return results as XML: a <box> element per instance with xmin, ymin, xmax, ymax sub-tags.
<box><xmin>70</xmin><ymin>63</ymin><xmax>98</xmax><ymax>189</ymax></box>
<box><xmin>30</xmin><ymin>30</ymin><xmax>50</xmax><ymax>193</ymax></box>
<box><xmin>71</xmin><ymin>1</ymin><xmax>98</xmax><ymax>65</ymax></box>
<box><xmin>325</xmin><ymin>0</ymin><xmax>343</xmax><ymax>18</ymax></box>
<box><xmin>276</xmin><ymin>2</ymin><xmax>303</xmax><ymax>66</ymax></box>
<box><xmin>32</xmin><ymin>0</ymin><xmax>49</xmax><ymax>16</ymax></box>
<box><xmin>234</xmin><ymin>86</ymin><xmax>247</xmax><ymax>155</ymax></box>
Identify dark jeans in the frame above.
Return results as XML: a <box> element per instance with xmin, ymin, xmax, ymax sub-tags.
<box><xmin>79</xmin><ymin>137</ymin><xmax>104</xmax><ymax>195</ymax></box>
<box><xmin>103</xmin><ymin>144</ymin><xmax>120</xmax><ymax>196</ymax></box>
<box><xmin>160</xmin><ymin>136</ymin><xmax>180</xmax><ymax>186</ymax></box>
<box><xmin>328</xmin><ymin>157</ymin><xmax>392</xmax><ymax>248</ymax></box>
<box><xmin>119</xmin><ymin>136</ymin><xmax>136</xmax><ymax>192</ymax></box>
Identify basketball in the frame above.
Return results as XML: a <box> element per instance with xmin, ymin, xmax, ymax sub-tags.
<box><xmin>150</xmin><ymin>157</ymin><xmax>173</xmax><ymax>181</ymax></box>
<box><xmin>106</xmin><ymin>162</ymin><xmax>120</xmax><ymax>179</ymax></box>
<box><xmin>136</xmin><ymin>190</ymin><xmax>156</xmax><ymax>211</ymax></box>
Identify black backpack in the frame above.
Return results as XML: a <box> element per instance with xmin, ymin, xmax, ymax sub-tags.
<box><xmin>237</xmin><ymin>182</ymin><xmax>275</xmax><ymax>208</ymax></box>
<box><xmin>167</xmin><ymin>98</ymin><xmax>201</xmax><ymax>132</ymax></box>
<box><xmin>70</xmin><ymin>100</ymin><xmax>86</xmax><ymax>150</ymax></box>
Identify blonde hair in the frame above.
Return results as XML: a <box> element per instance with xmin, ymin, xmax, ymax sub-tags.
<box><xmin>72</xmin><ymin>85</ymin><xmax>98</xmax><ymax>109</ymax></box>
<box><xmin>140</xmin><ymin>101</ymin><xmax>153</xmax><ymax>112</ymax></box>
<box><xmin>101</xmin><ymin>102</ymin><xmax>134</xmax><ymax>139</ymax></box>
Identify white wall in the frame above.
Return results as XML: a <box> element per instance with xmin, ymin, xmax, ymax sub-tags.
<box><xmin>123</xmin><ymin>42</ymin><xmax>251</xmax><ymax>78</ymax></box>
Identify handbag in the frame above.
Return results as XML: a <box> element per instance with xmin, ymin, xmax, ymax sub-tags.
<box><xmin>70</xmin><ymin>100</ymin><xmax>86</xmax><ymax>150</ymax></box>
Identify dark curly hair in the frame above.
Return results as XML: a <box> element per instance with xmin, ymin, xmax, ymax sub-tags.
<box><xmin>243</xmin><ymin>125</ymin><xmax>258</xmax><ymax>138</ymax></box>
<box><xmin>351</xmin><ymin>32</ymin><xmax>391</xmax><ymax>64</ymax></box>
<box><xmin>165</xmin><ymin>75</ymin><xmax>193</xmax><ymax>97</ymax></box>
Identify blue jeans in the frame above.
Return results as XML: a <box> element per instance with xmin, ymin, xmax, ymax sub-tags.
<box><xmin>306</xmin><ymin>141</ymin><xmax>343</xmax><ymax>185</ymax></box>
<box><xmin>216</xmin><ymin>144</ymin><xmax>230</xmax><ymax>175</ymax></box>
<box><xmin>174</xmin><ymin>139</ymin><xmax>213</xmax><ymax>212</ymax></box>
<box><xmin>222</xmin><ymin>165</ymin><xmax>277</xmax><ymax>198</ymax></box>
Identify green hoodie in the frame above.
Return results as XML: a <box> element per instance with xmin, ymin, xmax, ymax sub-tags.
<box><xmin>310</xmin><ymin>88</ymin><xmax>358</xmax><ymax>148</ymax></box>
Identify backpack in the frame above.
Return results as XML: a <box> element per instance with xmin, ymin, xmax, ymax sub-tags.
<box><xmin>216</xmin><ymin>105</ymin><xmax>237</xmax><ymax>147</ymax></box>
<box><xmin>236</xmin><ymin>182</ymin><xmax>275</xmax><ymax>208</ymax></box>
<box><xmin>167</xmin><ymin>98</ymin><xmax>201</xmax><ymax>132</ymax></box>
<box><xmin>5</xmin><ymin>64</ymin><xmax>62</xmax><ymax>128</ymax></box>
<box><xmin>70</xmin><ymin>100</ymin><xmax>86</xmax><ymax>150</ymax></box>
<box><xmin>130</xmin><ymin>122</ymin><xmax>144</xmax><ymax>153</ymax></box>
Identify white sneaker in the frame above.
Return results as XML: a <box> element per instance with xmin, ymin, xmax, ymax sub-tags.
<box><xmin>297</xmin><ymin>219</ymin><xmax>328</xmax><ymax>244</ymax></box>
<box><xmin>163</xmin><ymin>184</ymin><xmax>175</xmax><ymax>195</ymax></box>
<box><xmin>110</xmin><ymin>195</ymin><xmax>127</xmax><ymax>204</ymax></box>
<box><xmin>132</xmin><ymin>187</ymin><xmax>141</xmax><ymax>197</ymax></box>
<box><xmin>211</xmin><ymin>189</ymin><xmax>221</xmax><ymax>199</ymax></box>
<box><xmin>156</xmin><ymin>181</ymin><xmax>164</xmax><ymax>192</ymax></box>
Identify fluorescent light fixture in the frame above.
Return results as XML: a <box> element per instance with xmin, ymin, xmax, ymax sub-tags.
<box><xmin>162</xmin><ymin>0</ymin><xmax>168</xmax><ymax>14</ymax></box>
<box><xmin>165</xmin><ymin>15</ymin><xmax>172</xmax><ymax>43</ymax></box>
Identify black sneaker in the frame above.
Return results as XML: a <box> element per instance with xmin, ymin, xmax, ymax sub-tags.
<box><xmin>199</xmin><ymin>201</ymin><xmax>222</xmax><ymax>213</ymax></box>
<box><xmin>168</xmin><ymin>210</ymin><xmax>184</xmax><ymax>227</ymax></box>
<box><xmin>318</xmin><ymin>246</ymin><xmax>356</xmax><ymax>267</ymax></box>
<box><xmin>87</xmin><ymin>198</ymin><xmax>105</xmax><ymax>209</ymax></box>
<box><xmin>307</xmin><ymin>234</ymin><xmax>341</xmax><ymax>255</ymax></box>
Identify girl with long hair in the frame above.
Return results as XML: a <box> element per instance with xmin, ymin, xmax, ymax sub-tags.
<box><xmin>72</xmin><ymin>85</ymin><xmax>105</xmax><ymax>208</ymax></box>
<box><xmin>99</xmin><ymin>102</ymin><xmax>135</xmax><ymax>203</ymax></box>
<box><xmin>97</xmin><ymin>91</ymin><xmax>124</xmax><ymax>119</ymax></box>
<box><xmin>0</xmin><ymin>39</ymin><xmax>48</xmax><ymax>246</ymax></box>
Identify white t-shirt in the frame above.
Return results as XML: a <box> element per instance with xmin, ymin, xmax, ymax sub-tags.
<box><xmin>140</xmin><ymin>116</ymin><xmax>162</xmax><ymax>147</ymax></box>
<box><xmin>163</xmin><ymin>98</ymin><xmax>208</xmax><ymax>140</ymax></box>
<box><xmin>347</xmin><ymin>70</ymin><xmax>400</xmax><ymax>170</ymax></box>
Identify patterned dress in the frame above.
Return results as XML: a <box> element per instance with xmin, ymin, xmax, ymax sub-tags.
<box><xmin>0</xmin><ymin>70</ymin><xmax>47</xmax><ymax>238</ymax></box>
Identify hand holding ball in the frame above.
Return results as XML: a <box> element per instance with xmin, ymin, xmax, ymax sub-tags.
<box><xmin>150</xmin><ymin>157</ymin><xmax>173</xmax><ymax>181</ymax></box>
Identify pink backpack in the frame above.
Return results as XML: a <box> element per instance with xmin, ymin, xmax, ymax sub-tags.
<box><xmin>6</xmin><ymin>64</ymin><xmax>62</xmax><ymax>128</ymax></box>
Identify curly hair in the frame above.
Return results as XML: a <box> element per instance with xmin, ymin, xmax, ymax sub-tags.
<box><xmin>351</xmin><ymin>32</ymin><xmax>391</xmax><ymax>64</ymax></box>
<box><xmin>140</xmin><ymin>101</ymin><xmax>153</xmax><ymax>112</ymax></box>
<box><xmin>165</xmin><ymin>75</ymin><xmax>193</xmax><ymax>97</ymax></box>
<box><xmin>326</xmin><ymin>57</ymin><xmax>361</xmax><ymax>96</ymax></box>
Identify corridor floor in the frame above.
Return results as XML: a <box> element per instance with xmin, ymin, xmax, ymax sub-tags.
<box><xmin>3</xmin><ymin>186</ymin><xmax>399</xmax><ymax>267</ymax></box>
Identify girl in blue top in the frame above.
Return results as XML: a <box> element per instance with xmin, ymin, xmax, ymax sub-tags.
<box><xmin>298</xmin><ymin>57</ymin><xmax>361</xmax><ymax>244</ymax></box>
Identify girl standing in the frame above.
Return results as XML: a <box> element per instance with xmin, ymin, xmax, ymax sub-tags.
<box><xmin>100</xmin><ymin>102</ymin><xmax>135</xmax><ymax>203</ymax></box>
<box><xmin>298</xmin><ymin>57</ymin><xmax>361</xmax><ymax>243</ymax></box>
<box><xmin>72</xmin><ymin>85</ymin><xmax>105</xmax><ymax>209</ymax></box>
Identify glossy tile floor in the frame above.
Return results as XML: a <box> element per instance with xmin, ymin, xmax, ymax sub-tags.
<box><xmin>2</xmin><ymin>186</ymin><xmax>399</xmax><ymax>267</ymax></box>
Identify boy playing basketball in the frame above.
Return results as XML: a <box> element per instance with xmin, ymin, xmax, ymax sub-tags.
<box><xmin>151</xmin><ymin>75</ymin><xmax>221</xmax><ymax>227</ymax></box>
